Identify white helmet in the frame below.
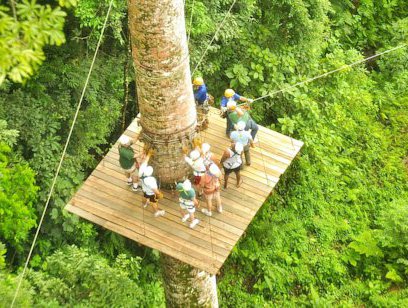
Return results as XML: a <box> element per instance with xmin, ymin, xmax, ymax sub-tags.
<box><xmin>142</xmin><ymin>165</ymin><xmax>154</xmax><ymax>177</ymax></box>
<box><xmin>119</xmin><ymin>135</ymin><xmax>130</xmax><ymax>145</ymax></box>
<box><xmin>236</xmin><ymin>121</ymin><xmax>246</xmax><ymax>131</ymax></box>
<box><xmin>234</xmin><ymin>142</ymin><xmax>244</xmax><ymax>154</ymax></box>
<box><xmin>226</xmin><ymin>100</ymin><xmax>237</xmax><ymax>110</ymax></box>
<box><xmin>190</xmin><ymin>150</ymin><xmax>200</xmax><ymax>160</ymax></box>
<box><xmin>209</xmin><ymin>164</ymin><xmax>221</xmax><ymax>177</ymax></box>
<box><xmin>202</xmin><ymin>143</ymin><xmax>210</xmax><ymax>154</ymax></box>
<box><xmin>182</xmin><ymin>179</ymin><xmax>192</xmax><ymax>191</ymax></box>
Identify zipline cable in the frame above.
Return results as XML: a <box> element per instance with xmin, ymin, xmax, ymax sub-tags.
<box><xmin>242</xmin><ymin>44</ymin><xmax>407</xmax><ymax>106</ymax></box>
<box><xmin>10</xmin><ymin>1</ymin><xmax>114</xmax><ymax>306</ymax></box>
<box><xmin>191</xmin><ymin>0</ymin><xmax>237</xmax><ymax>76</ymax></box>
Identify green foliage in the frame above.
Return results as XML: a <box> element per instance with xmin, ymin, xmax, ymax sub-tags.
<box><xmin>27</xmin><ymin>245</ymin><xmax>164</xmax><ymax>307</ymax></box>
<box><xmin>0</xmin><ymin>142</ymin><xmax>38</xmax><ymax>251</ymax></box>
<box><xmin>0</xmin><ymin>0</ymin><xmax>74</xmax><ymax>84</ymax></box>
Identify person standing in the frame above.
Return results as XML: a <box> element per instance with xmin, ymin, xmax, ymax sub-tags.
<box><xmin>193</xmin><ymin>77</ymin><xmax>210</xmax><ymax>130</ymax></box>
<box><xmin>220</xmin><ymin>89</ymin><xmax>253</xmax><ymax>136</ymax></box>
<box><xmin>200</xmin><ymin>163</ymin><xmax>223</xmax><ymax>216</ymax></box>
<box><xmin>230</xmin><ymin>121</ymin><xmax>255</xmax><ymax>166</ymax></box>
<box><xmin>220</xmin><ymin>142</ymin><xmax>244</xmax><ymax>189</ymax></box>
<box><xmin>176</xmin><ymin>179</ymin><xmax>200</xmax><ymax>229</ymax></box>
<box><xmin>138</xmin><ymin>152</ymin><xmax>165</xmax><ymax>217</ymax></box>
<box><xmin>118</xmin><ymin>135</ymin><xmax>140</xmax><ymax>191</ymax></box>
<box><xmin>227</xmin><ymin>100</ymin><xmax>259</xmax><ymax>140</ymax></box>
<box><xmin>184</xmin><ymin>149</ymin><xmax>206</xmax><ymax>195</ymax></box>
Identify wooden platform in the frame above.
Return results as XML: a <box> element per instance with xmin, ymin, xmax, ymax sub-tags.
<box><xmin>65</xmin><ymin>107</ymin><xmax>303</xmax><ymax>274</ymax></box>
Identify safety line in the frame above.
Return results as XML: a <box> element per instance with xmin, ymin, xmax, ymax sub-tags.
<box><xmin>187</xmin><ymin>0</ymin><xmax>195</xmax><ymax>43</ymax></box>
<box><xmin>10</xmin><ymin>1</ymin><xmax>114</xmax><ymax>306</ymax></box>
<box><xmin>245</xmin><ymin>44</ymin><xmax>407</xmax><ymax>105</ymax></box>
<box><xmin>191</xmin><ymin>0</ymin><xmax>237</xmax><ymax>76</ymax></box>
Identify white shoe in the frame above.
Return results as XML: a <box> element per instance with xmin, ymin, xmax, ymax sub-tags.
<box><xmin>181</xmin><ymin>214</ymin><xmax>190</xmax><ymax>222</ymax></box>
<box><xmin>143</xmin><ymin>202</ymin><xmax>149</xmax><ymax>208</ymax></box>
<box><xmin>217</xmin><ymin>206</ymin><xmax>223</xmax><ymax>213</ymax></box>
<box><xmin>154</xmin><ymin>210</ymin><xmax>165</xmax><ymax>217</ymax></box>
<box><xmin>201</xmin><ymin>208</ymin><xmax>212</xmax><ymax>217</ymax></box>
<box><xmin>131</xmin><ymin>184</ymin><xmax>140</xmax><ymax>192</ymax></box>
<box><xmin>189</xmin><ymin>219</ymin><xmax>200</xmax><ymax>229</ymax></box>
<box><xmin>126</xmin><ymin>179</ymin><xmax>133</xmax><ymax>186</ymax></box>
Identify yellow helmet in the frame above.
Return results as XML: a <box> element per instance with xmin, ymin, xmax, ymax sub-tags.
<box><xmin>193</xmin><ymin>77</ymin><xmax>204</xmax><ymax>86</ymax></box>
<box><xmin>224</xmin><ymin>89</ymin><xmax>235</xmax><ymax>98</ymax></box>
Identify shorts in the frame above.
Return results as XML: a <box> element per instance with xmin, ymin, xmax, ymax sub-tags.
<box><xmin>179</xmin><ymin>199</ymin><xmax>195</xmax><ymax>214</ymax></box>
<box><xmin>204</xmin><ymin>190</ymin><xmax>220</xmax><ymax>201</ymax></box>
<box><xmin>122</xmin><ymin>164</ymin><xmax>137</xmax><ymax>174</ymax></box>
<box><xmin>144</xmin><ymin>193</ymin><xmax>158</xmax><ymax>203</ymax></box>
<box><xmin>224</xmin><ymin>166</ymin><xmax>240</xmax><ymax>175</ymax></box>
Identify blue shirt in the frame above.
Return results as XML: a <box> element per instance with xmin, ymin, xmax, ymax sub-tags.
<box><xmin>194</xmin><ymin>84</ymin><xmax>208</xmax><ymax>104</ymax></box>
<box><xmin>220</xmin><ymin>93</ymin><xmax>241</xmax><ymax>107</ymax></box>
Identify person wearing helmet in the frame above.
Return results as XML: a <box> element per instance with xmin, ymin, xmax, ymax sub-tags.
<box><xmin>176</xmin><ymin>179</ymin><xmax>200</xmax><ymax>229</ymax></box>
<box><xmin>220</xmin><ymin>142</ymin><xmax>244</xmax><ymax>189</ymax></box>
<box><xmin>230</xmin><ymin>121</ymin><xmax>255</xmax><ymax>166</ymax></box>
<box><xmin>118</xmin><ymin>135</ymin><xmax>141</xmax><ymax>192</ymax></box>
<box><xmin>201</xmin><ymin>143</ymin><xmax>220</xmax><ymax>170</ymax></box>
<box><xmin>227</xmin><ymin>100</ymin><xmax>259</xmax><ymax>140</ymax></box>
<box><xmin>220</xmin><ymin>89</ymin><xmax>254</xmax><ymax>136</ymax></box>
<box><xmin>193</xmin><ymin>76</ymin><xmax>210</xmax><ymax>130</ymax></box>
<box><xmin>138</xmin><ymin>152</ymin><xmax>165</xmax><ymax>217</ymax></box>
<box><xmin>184</xmin><ymin>149</ymin><xmax>206</xmax><ymax>195</ymax></box>
<box><xmin>200</xmin><ymin>163</ymin><xmax>223</xmax><ymax>216</ymax></box>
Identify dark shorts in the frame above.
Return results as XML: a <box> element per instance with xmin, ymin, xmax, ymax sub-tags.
<box><xmin>223</xmin><ymin>166</ymin><xmax>241</xmax><ymax>175</ymax></box>
<box><xmin>144</xmin><ymin>193</ymin><xmax>158</xmax><ymax>203</ymax></box>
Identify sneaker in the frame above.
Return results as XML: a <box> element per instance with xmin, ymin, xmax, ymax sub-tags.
<box><xmin>181</xmin><ymin>214</ymin><xmax>190</xmax><ymax>222</ymax></box>
<box><xmin>201</xmin><ymin>208</ymin><xmax>212</xmax><ymax>217</ymax></box>
<box><xmin>126</xmin><ymin>179</ymin><xmax>133</xmax><ymax>186</ymax></box>
<box><xmin>189</xmin><ymin>219</ymin><xmax>200</xmax><ymax>229</ymax></box>
<box><xmin>154</xmin><ymin>210</ymin><xmax>165</xmax><ymax>217</ymax></box>
<box><xmin>143</xmin><ymin>202</ymin><xmax>149</xmax><ymax>208</ymax></box>
<box><xmin>131</xmin><ymin>184</ymin><xmax>140</xmax><ymax>192</ymax></box>
<box><xmin>217</xmin><ymin>206</ymin><xmax>223</xmax><ymax>213</ymax></box>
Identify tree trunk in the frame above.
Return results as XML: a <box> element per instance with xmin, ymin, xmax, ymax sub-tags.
<box><xmin>128</xmin><ymin>0</ymin><xmax>197</xmax><ymax>185</ymax></box>
<box><xmin>128</xmin><ymin>0</ymin><xmax>218</xmax><ymax>306</ymax></box>
<box><xmin>161</xmin><ymin>253</ymin><xmax>219</xmax><ymax>308</ymax></box>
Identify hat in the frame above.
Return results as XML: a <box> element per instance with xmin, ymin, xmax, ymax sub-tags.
<box><xmin>182</xmin><ymin>179</ymin><xmax>192</xmax><ymax>191</ymax></box>
<box><xmin>190</xmin><ymin>150</ymin><xmax>200</xmax><ymax>160</ymax></box>
<box><xmin>236</xmin><ymin>121</ymin><xmax>246</xmax><ymax>131</ymax></box>
<box><xmin>202</xmin><ymin>143</ymin><xmax>210</xmax><ymax>154</ymax></box>
<box><xmin>142</xmin><ymin>165</ymin><xmax>154</xmax><ymax>177</ymax></box>
<box><xmin>119</xmin><ymin>135</ymin><xmax>131</xmax><ymax>145</ymax></box>
<box><xmin>209</xmin><ymin>164</ymin><xmax>221</xmax><ymax>177</ymax></box>
<box><xmin>234</xmin><ymin>142</ymin><xmax>244</xmax><ymax>154</ymax></box>
<box><xmin>193</xmin><ymin>77</ymin><xmax>204</xmax><ymax>86</ymax></box>
<box><xmin>224</xmin><ymin>89</ymin><xmax>235</xmax><ymax>98</ymax></box>
<box><xmin>226</xmin><ymin>100</ymin><xmax>236</xmax><ymax>110</ymax></box>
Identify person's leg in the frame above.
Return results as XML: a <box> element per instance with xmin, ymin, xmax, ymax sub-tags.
<box><xmin>235</xmin><ymin>169</ymin><xmax>242</xmax><ymax>187</ymax></box>
<box><xmin>125</xmin><ymin>171</ymin><xmax>132</xmax><ymax>185</ymax></box>
<box><xmin>223</xmin><ymin>173</ymin><xmax>229</xmax><ymax>189</ymax></box>
<box><xmin>202</xmin><ymin>193</ymin><xmax>213</xmax><ymax>216</ymax></box>
<box><xmin>151</xmin><ymin>196</ymin><xmax>165</xmax><ymax>217</ymax></box>
<box><xmin>244</xmin><ymin>145</ymin><xmax>251</xmax><ymax>166</ymax></box>
<box><xmin>246</xmin><ymin>119</ymin><xmax>259</xmax><ymax>140</ymax></box>
<box><xmin>215</xmin><ymin>191</ymin><xmax>222</xmax><ymax>213</ymax></box>
<box><xmin>226</xmin><ymin>117</ymin><xmax>232</xmax><ymax>137</ymax></box>
<box><xmin>189</xmin><ymin>209</ymin><xmax>200</xmax><ymax>228</ymax></box>
<box><xmin>180</xmin><ymin>206</ymin><xmax>190</xmax><ymax>222</ymax></box>
<box><xmin>142</xmin><ymin>196</ymin><xmax>149</xmax><ymax>208</ymax></box>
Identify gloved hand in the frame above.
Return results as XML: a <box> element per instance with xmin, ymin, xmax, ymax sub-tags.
<box><xmin>248</xmin><ymin>98</ymin><xmax>254</xmax><ymax>103</ymax></box>
<box><xmin>156</xmin><ymin>191</ymin><xmax>164</xmax><ymax>199</ymax></box>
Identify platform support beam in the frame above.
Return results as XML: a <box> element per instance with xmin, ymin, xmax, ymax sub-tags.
<box><xmin>161</xmin><ymin>253</ymin><xmax>218</xmax><ymax>308</ymax></box>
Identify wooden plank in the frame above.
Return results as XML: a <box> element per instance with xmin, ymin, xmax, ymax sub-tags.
<box><xmin>65</xmin><ymin>110</ymin><xmax>303</xmax><ymax>274</ymax></box>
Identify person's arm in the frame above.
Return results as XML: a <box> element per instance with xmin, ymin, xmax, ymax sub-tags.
<box><xmin>153</xmin><ymin>188</ymin><xmax>163</xmax><ymax>198</ymax></box>
<box><xmin>238</xmin><ymin>94</ymin><xmax>254</xmax><ymax>103</ymax></box>
<box><xmin>220</xmin><ymin>149</ymin><xmax>230</xmax><ymax>165</ymax></box>
<box><xmin>235</xmin><ymin>107</ymin><xmax>245</xmax><ymax>117</ymax></box>
<box><xmin>211</xmin><ymin>154</ymin><xmax>221</xmax><ymax>168</ymax></box>
<box><xmin>248</xmin><ymin>133</ymin><xmax>255</xmax><ymax>148</ymax></box>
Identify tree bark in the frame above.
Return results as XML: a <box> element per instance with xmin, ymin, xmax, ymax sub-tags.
<box><xmin>128</xmin><ymin>0</ymin><xmax>218</xmax><ymax>306</ymax></box>
<box><xmin>161</xmin><ymin>253</ymin><xmax>219</xmax><ymax>308</ymax></box>
<box><xmin>128</xmin><ymin>0</ymin><xmax>197</xmax><ymax>185</ymax></box>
